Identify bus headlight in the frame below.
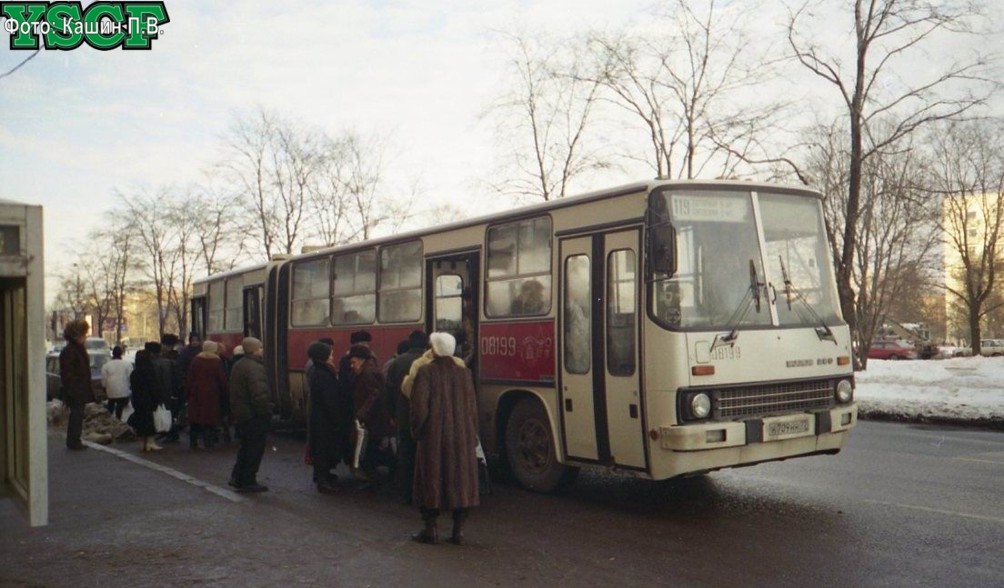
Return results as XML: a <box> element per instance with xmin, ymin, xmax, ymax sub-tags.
<box><xmin>835</xmin><ymin>379</ymin><xmax>853</xmax><ymax>403</ymax></box>
<box><xmin>690</xmin><ymin>392</ymin><xmax>712</xmax><ymax>419</ymax></box>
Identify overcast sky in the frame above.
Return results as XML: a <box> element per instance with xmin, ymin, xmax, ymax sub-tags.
<box><xmin>1</xmin><ymin>0</ymin><xmax>1000</xmax><ymax>305</ymax></box>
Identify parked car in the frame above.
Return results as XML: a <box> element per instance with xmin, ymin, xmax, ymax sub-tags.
<box><xmin>916</xmin><ymin>342</ymin><xmax>942</xmax><ymax>359</ymax></box>
<box><xmin>868</xmin><ymin>339</ymin><xmax>918</xmax><ymax>360</ymax></box>
<box><xmin>979</xmin><ymin>339</ymin><xmax>1004</xmax><ymax>357</ymax></box>
<box><xmin>45</xmin><ymin>350</ymin><xmax>109</xmax><ymax>401</ymax></box>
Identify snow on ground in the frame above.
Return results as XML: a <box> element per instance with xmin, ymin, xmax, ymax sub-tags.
<box><xmin>855</xmin><ymin>356</ymin><xmax>1004</xmax><ymax>424</ymax></box>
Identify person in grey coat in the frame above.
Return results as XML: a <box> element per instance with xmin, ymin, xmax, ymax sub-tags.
<box><xmin>228</xmin><ymin>337</ymin><xmax>272</xmax><ymax>493</ymax></box>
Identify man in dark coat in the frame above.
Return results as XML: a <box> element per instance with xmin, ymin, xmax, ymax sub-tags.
<box><xmin>228</xmin><ymin>337</ymin><xmax>272</xmax><ymax>493</ymax></box>
<box><xmin>385</xmin><ymin>329</ymin><xmax>428</xmax><ymax>503</ymax></box>
<box><xmin>304</xmin><ymin>337</ymin><xmax>334</xmax><ymax>466</ymax></box>
<box><xmin>307</xmin><ymin>341</ymin><xmax>345</xmax><ymax>493</ymax></box>
<box><xmin>59</xmin><ymin>319</ymin><xmax>94</xmax><ymax>450</ymax></box>
<box><xmin>409</xmin><ymin>332</ymin><xmax>479</xmax><ymax>545</ymax></box>
<box><xmin>148</xmin><ymin>339</ymin><xmax>180</xmax><ymax>443</ymax></box>
<box><xmin>129</xmin><ymin>350</ymin><xmax>161</xmax><ymax>452</ymax></box>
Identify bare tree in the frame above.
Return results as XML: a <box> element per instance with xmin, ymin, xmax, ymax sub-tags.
<box><xmin>804</xmin><ymin>122</ymin><xmax>940</xmax><ymax>368</ymax></box>
<box><xmin>787</xmin><ymin>0</ymin><xmax>997</xmax><ymax>339</ymax></box>
<box><xmin>588</xmin><ymin>0</ymin><xmax>782</xmax><ymax>180</ymax></box>
<box><xmin>192</xmin><ymin>176</ymin><xmax>253</xmax><ymax>274</ymax></box>
<box><xmin>164</xmin><ymin>189</ymin><xmax>207</xmax><ymax>339</ymax></box>
<box><xmin>851</xmin><ymin>144</ymin><xmax>941</xmax><ymax>368</ymax></box>
<box><xmin>79</xmin><ymin>225</ymin><xmax>138</xmax><ymax>344</ymax></box>
<box><xmin>308</xmin><ymin>134</ymin><xmax>357</xmax><ymax>247</ymax></box>
<box><xmin>485</xmin><ymin>29</ymin><xmax>610</xmax><ymax>201</ymax></box>
<box><xmin>931</xmin><ymin>120</ymin><xmax>1004</xmax><ymax>355</ymax></box>
<box><xmin>115</xmin><ymin>186</ymin><xmax>178</xmax><ymax>337</ymax></box>
<box><xmin>104</xmin><ymin>227</ymin><xmax>138</xmax><ymax>345</ymax></box>
<box><xmin>220</xmin><ymin>108</ymin><xmax>324</xmax><ymax>258</ymax></box>
<box><xmin>52</xmin><ymin>263</ymin><xmax>91</xmax><ymax>324</ymax></box>
<box><xmin>319</xmin><ymin>132</ymin><xmax>411</xmax><ymax>243</ymax></box>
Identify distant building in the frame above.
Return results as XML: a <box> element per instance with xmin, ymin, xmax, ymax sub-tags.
<box><xmin>942</xmin><ymin>193</ymin><xmax>1004</xmax><ymax>344</ymax></box>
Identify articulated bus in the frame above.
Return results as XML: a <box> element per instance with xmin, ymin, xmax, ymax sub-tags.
<box><xmin>192</xmin><ymin>180</ymin><xmax>857</xmax><ymax>492</ymax></box>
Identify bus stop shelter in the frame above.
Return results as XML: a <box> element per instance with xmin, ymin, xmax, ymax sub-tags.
<box><xmin>0</xmin><ymin>199</ymin><xmax>47</xmax><ymax>526</ymax></box>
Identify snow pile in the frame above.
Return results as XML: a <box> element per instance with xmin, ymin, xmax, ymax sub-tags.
<box><xmin>46</xmin><ymin>400</ymin><xmax>136</xmax><ymax>443</ymax></box>
<box><xmin>855</xmin><ymin>356</ymin><xmax>1004</xmax><ymax>424</ymax></box>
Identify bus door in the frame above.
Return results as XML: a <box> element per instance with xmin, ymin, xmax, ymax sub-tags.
<box><xmin>559</xmin><ymin>237</ymin><xmax>599</xmax><ymax>461</ymax></box>
<box><xmin>427</xmin><ymin>251</ymin><xmax>480</xmax><ymax>376</ymax></box>
<box><xmin>190</xmin><ymin>296</ymin><xmax>207</xmax><ymax>341</ymax></box>
<box><xmin>243</xmin><ymin>285</ymin><xmax>263</xmax><ymax>338</ymax></box>
<box><xmin>559</xmin><ymin>230</ymin><xmax>645</xmax><ymax>469</ymax></box>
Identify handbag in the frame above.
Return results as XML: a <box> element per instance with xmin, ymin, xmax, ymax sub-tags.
<box><xmin>476</xmin><ymin>438</ymin><xmax>492</xmax><ymax>496</ymax></box>
<box><xmin>153</xmin><ymin>404</ymin><xmax>172</xmax><ymax>433</ymax></box>
<box><xmin>352</xmin><ymin>420</ymin><xmax>368</xmax><ymax>469</ymax></box>
<box><xmin>120</xmin><ymin>401</ymin><xmax>134</xmax><ymax>424</ymax></box>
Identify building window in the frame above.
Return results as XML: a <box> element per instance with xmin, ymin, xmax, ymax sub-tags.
<box><xmin>486</xmin><ymin>216</ymin><xmax>552</xmax><ymax>317</ymax></box>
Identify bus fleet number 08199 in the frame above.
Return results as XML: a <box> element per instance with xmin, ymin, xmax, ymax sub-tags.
<box><xmin>481</xmin><ymin>335</ymin><xmax>517</xmax><ymax>357</ymax></box>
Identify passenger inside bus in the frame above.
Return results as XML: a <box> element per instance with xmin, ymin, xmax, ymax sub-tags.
<box><xmin>511</xmin><ymin>279</ymin><xmax>546</xmax><ymax>315</ymax></box>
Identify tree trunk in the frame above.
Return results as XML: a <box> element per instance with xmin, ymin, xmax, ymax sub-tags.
<box><xmin>969</xmin><ymin>307</ymin><xmax>982</xmax><ymax>356</ymax></box>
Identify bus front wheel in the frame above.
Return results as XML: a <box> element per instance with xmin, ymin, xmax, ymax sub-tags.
<box><xmin>505</xmin><ymin>399</ymin><xmax>578</xmax><ymax>493</ymax></box>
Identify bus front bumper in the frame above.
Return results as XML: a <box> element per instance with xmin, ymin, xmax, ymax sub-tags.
<box><xmin>658</xmin><ymin>403</ymin><xmax>857</xmax><ymax>452</ymax></box>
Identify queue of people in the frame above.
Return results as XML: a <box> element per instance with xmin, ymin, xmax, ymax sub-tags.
<box><xmin>58</xmin><ymin>325</ymin><xmax>236</xmax><ymax>453</ymax></box>
<box><xmin>59</xmin><ymin>321</ymin><xmax>482</xmax><ymax>542</ymax></box>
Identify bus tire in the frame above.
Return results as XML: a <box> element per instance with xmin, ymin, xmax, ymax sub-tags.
<box><xmin>505</xmin><ymin>398</ymin><xmax>578</xmax><ymax>493</ymax></box>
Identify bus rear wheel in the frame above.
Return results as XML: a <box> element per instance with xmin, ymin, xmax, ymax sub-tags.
<box><xmin>505</xmin><ymin>399</ymin><xmax>578</xmax><ymax>493</ymax></box>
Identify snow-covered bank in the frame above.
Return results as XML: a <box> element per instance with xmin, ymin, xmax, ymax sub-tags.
<box><xmin>855</xmin><ymin>356</ymin><xmax>1004</xmax><ymax>427</ymax></box>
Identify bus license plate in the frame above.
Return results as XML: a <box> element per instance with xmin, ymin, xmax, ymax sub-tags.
<box><xmin>766</xmin><ymin>418</ymin><xmax>810</xmax><ymax>440</ymax></box>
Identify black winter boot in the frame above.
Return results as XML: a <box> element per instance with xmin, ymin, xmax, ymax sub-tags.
<box><xmin>448</xmin><ymin>509</ymin><xmax>468</xmax><ymax>545</ymax></box>
<box><xmin>412</xmin><ymin>510</ymin><xmax>438</xmax><ymax>544</ymax></box>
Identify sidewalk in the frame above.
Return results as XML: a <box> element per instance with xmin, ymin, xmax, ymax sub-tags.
<box><xmin>0</xmin><ymin>432</ymin><xmax>482</xmax><ymax>588</ymax></box>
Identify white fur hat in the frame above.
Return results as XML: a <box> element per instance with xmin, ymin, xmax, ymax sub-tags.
<box><xmin>429</xmin><ymin>332</ymin><xmax>456</xmax><ymax>357</ymax></box>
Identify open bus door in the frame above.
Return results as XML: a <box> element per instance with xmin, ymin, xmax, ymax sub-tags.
<box><xmin>243</xmin><ymin>285</ymin><xmax>262</xmax><ymax>339</ymax></box>
<box><xmin>426</xmin><ymin>251</ymin><xmax>479</xmax><ymax>379</ymax></box>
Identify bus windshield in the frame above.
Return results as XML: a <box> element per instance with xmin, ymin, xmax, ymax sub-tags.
<box><xmin>649</xmin><ymin>188</ymin><xmax>840</xmax><ymax>330</ymax></box>
<box><xmin>758</xmin><ymin>191</ymin><xmax>841</xmax><ymax>327</ymax></box>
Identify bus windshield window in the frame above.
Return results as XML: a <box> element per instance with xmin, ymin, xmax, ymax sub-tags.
<box><xmin>758</xmin><ymin>192</ymin><xmax>840</xmax><ymax>326</ymax></box>
<box><xmin>650</xmin><ymin>189</ymin><xmax>770</xmax><ymax>329</ymax></box>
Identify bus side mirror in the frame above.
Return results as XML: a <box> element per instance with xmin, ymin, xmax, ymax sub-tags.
<box><xmin>649</xmin><ymin>224</ymin><xmax>677</xmax><ymax>275</ymax></box>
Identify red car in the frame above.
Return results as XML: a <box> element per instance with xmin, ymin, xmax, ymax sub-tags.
<box><xmin>868</xmin><ymin>340</ymin><xmax>918</xmax><ymax>360</ymax></box>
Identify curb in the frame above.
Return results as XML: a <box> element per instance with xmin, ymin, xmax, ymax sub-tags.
<box><xmin>858</xmin><ymin>411</ymin><xmax>1004</xmax><ymax>431</ymax></box>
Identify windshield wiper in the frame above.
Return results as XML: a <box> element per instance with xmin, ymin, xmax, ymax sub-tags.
<box><xmin>710</xmin><ymin>259</ymin><xmax>763</xmax><ymax>352</ymax></box>
<box><xmin>778</xmin><ymin>256</ymin><xmax>836</xmax><ymax>344</ymax></box>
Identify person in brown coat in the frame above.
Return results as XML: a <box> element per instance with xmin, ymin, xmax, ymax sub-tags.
<box><xmin>347</xmin><ymin>345</ymin><xmax>395</xmax><ymax>483</ymax></box>
<box><xmin>59</xmin><ymin>319</ymin><xmax>95</xmax><ymax>450</ymax></box>
<box><xmin>409</xmin><ymin>332</ymin><xmax>479</xmax><ymax>545</ymax></box>
<box><xmin>184</xmin><ymin>340</ymin><xmax>228</xmax><ymax>449</ymax></box>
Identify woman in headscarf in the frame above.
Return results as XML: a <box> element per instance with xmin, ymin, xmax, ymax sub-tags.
<box><xmin>128</xmin><ymin>349</ymin><xmax>161</xmax><ymax>452</ymax></box>
<box><xmin>184</xmin><ymin>340</ymin><xmax>228</xmax><ymax>449</ymax></box>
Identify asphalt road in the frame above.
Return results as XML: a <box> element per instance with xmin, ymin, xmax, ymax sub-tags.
<box><xmin>2</xmin><ymin>420</ymin><xmax>1001</xmax><ymax>587</ymax></box>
